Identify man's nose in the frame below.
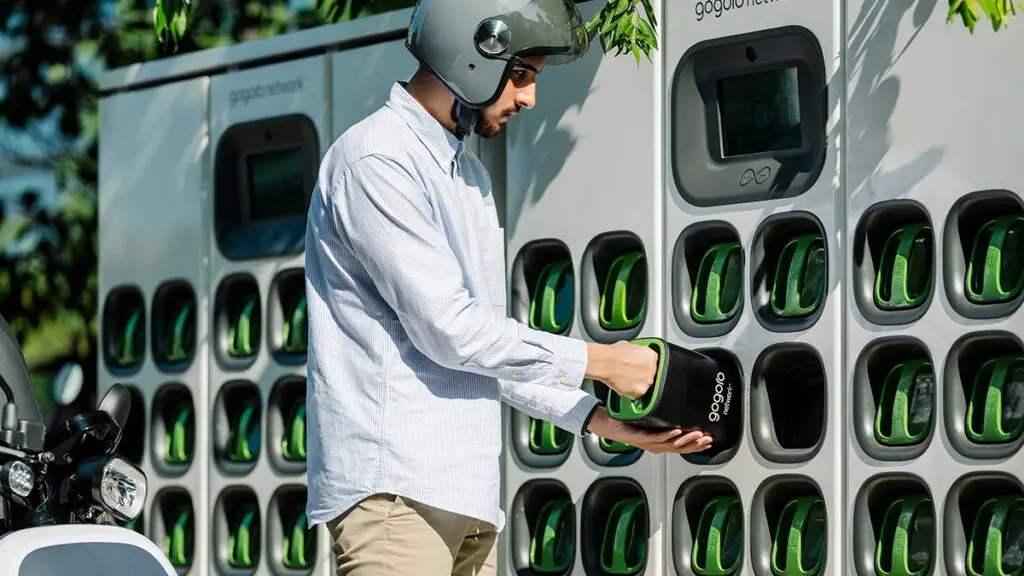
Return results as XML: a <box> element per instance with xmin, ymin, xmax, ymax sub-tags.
<box><xmin>515</xmin><ymin>85</ymin><xmax>536</xmax><ymax>110</ymax></box>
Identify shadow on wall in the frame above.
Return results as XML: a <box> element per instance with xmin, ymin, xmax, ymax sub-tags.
<box><xmin>845</xmin><ymin>0</ymin><xmax>945</xmax><ymax>214</ymax></box>
<box><xmin>501</xmin><ymin>0</ymin><xmax>606</xmax><ymax>238</ymax></box>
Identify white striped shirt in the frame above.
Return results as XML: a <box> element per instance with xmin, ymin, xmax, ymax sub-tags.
<box><xmin>303</xmin><ymin>82</ymin><xmax>599</xmax><ymax>531</ymax></box>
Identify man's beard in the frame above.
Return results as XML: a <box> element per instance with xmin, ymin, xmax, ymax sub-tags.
<box><xmin>474</xmin><ymin>106</ymin><xmax>518</xmax><ymax>139</ymax></box>
<box><xmin>474</xmin><ymin>118</ymin><xmax>501</xmax><ymax>138</ymax></box>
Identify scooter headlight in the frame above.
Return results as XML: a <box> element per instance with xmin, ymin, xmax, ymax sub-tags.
<box><xmin>1</xmin><ymin>460</ymin><xmax>34</xmax><ymax>498</ymax></box>
<box><xmin>78</xmin><ymin>455</ymin><xmax>147</xmax><ymax>522</ymax></box>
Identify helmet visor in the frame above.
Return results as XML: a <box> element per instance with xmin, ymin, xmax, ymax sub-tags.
<box><xmin>491</xmin><ymin>0</ymin><xmax>591</xmax><ymax>66</ymax></box>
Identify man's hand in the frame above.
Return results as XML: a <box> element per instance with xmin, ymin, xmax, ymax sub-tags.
<box><xmin>586</xmin><ymin>406</ymin><xmax>713</xmax><ymax>455</ymax></box>
<box><xmin>586</xmin><ymin>341</ymin><xmax>658</xmax><ymax>401</ymax></box>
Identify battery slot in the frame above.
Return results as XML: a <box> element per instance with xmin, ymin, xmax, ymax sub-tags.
<box><xmin>672</xmin><ymin>221</ymin><xmax>744</xmax><ymax>339</ymax></box>
<box><xmin>214</xmin><ymin>273</ymin><xmax>261</xmax><ymax>370</ymax></box>
<box><xmin>151</xmin><ymin>383</ymin><xmax>194</xmax><ymax>476</ymax></box>
<box><xmin>269</xmin><ymin>376</ymin><xmax>307</xmax><ymax>474</ymax></box>
<box><xmin>269</xmin><ymin>268</ymin><xmax>307</xmax><ymax>364</ymax></box>
<box><xmin>944</xmin><ymin>332</ymin><xmax>1024</xmax><ymax>460</ymax></box>
<box><xmin>672</xmin><ymin>476</ymin><xmax>743</xmax><ymax>576</ymax></box>
<box><xmin>942</xmin><ymin>473</ymin><xmax>1024</xmax><ymax>576</ymax></box>
<box><xmin>214</xmin><ymin>486</ymin><xmax>262</xmax><ymax>574</ymax></box>
<box><xmin>751</xmin><ymin>212</ymin><xmax>827</xmax><ymax>333</ymax></box>
<box><xmin>268</xmin><ymin>485</ymin><xmax>317</xmax><ymax>574</ymax></box>
<box><xmin>214</xmin><ymin>380</ymin><xmax>262</xmax><ymax>475</ymax></box>
<box><xmin>943</xmin><ymin>190</ymin><xmax>1024</xmax><ymax>320</ymax></box>
<box><xmin>151</xmin><ymin>487</ymin><xmax>194</xmax><ymax>574</ymax></box>
<box><xmin>509</xmin><ymin>479</ymin><xmax>575</xmax><ymax>576</ymax></box>
<box><xmin>852</xmin><ymin>474</ymin><xmax>934</xmax><ymax>576</ymax></box>
<box><xmin>853</xmin><ymin>200</ymin><xmax>934</xmax><ymax>326</ymax></box>
<box><xmin>750</xmin><ymin>475</ymin><xmax>826</xmax><ymax>576</ymax></box>
<box><xmin>581</xmin><ymin>477</ymin><xmax>649</xmax><ymax>576</ymax></box>
<box><xmin>580</xmin><ymin>232</ymin><xmax>648</xmax><ymax>342</ymax></box>
<box><xmin>853</xmin><ymin>338</ymin><xmax>935</xmax><ymax>462</ymax></box>
<box><xmin>750</xmin><ymin>344</ymin><xmax>826</xmax><ymax>463</ymax></box>
<box><xmin>102</xmin><ymin>286</ymin><xmax>146</xmax><ymax>374</ymax></box>
<box><xmin>510</xmin><ymin>239</ymin><xmax>575</xmax><ymax>336</ymax></box>
<box><xmin>151</xmin><ymin>280</ymin><xmax>197</xmax><ymax>372</ymax></box>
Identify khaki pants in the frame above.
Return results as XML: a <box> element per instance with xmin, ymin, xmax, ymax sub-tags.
<box><xmin>327</xmin><ymin>493</ymin><xmax>498</xmax><ymax>576</ymax></box>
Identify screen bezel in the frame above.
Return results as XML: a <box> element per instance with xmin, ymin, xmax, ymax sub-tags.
<box><xmin>669</xmin><ymin>25</ymin><xmax>828</xmax><ymax>208</ymax></box>
<box><xmin>214</xmin><ymin>113</ymin><xmax>319</xmax><ymax>261</ymax></box>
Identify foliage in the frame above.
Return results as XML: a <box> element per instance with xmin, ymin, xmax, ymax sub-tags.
<box><xmin>153</xmin><ymin>0</ymin><xmax>1019</xmax><ymax>67</ymax></box>
<box><xmin>948</xmin><ymin>0</ymin><xmax>1024</xmax><ymax>32</ymax></box>
<box><xmin>0</xmin><ymin>0</ymin><xmax>328</xmax><ymax>378</ymax></box>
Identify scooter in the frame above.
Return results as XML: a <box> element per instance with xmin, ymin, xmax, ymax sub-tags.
<box><xmin>0</xmin><ymin>314</ymin><xmax>177</xmax><ymax>575</ymax></box>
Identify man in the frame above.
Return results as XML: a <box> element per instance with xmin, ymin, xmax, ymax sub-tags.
<box><xmin>303</xmin><ymin>0</ymin><xmax>713</xmax><ymax>574</ymax></box>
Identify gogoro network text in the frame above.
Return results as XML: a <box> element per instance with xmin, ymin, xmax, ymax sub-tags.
<box><xmin>696</xmin><ymin>0</ymin><xmax>788</xmax><ymax>21</ymax></box>
<box><xmin>229</xmin><ymin>76</ymin><xmax>305</xmax><ymax>107</ymax></box>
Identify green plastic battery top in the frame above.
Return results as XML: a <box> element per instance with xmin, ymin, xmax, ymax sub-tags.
<box><xmin>874</xmin><ymin>495</ymin><xmax>933</xmax><ymax>576</ymax></box>
<box><xmin>691</xmin><ymin>242</ymin><xmax>743</xmax><ymax>325</ymax></box>
<box><xmin>605</xmin><ymin>338</ymin><xmax>667</xmax><ymax>421</ymax></box>
<box><xmin>770</xmin><ymin>235</ymin><xmax>826</xmax><ymax>319</ymax></box>
<box><xmin>691</xmin><ymin>496</ymin><xmax>742</xmax><ymax>576</ymax></box>
<box><xmin>966</xmin><ymin>495</ymin><xmax>1024</xmax><ymax>576</ymax></box>
<box><xmin>165</xmin><ymin>402</ymin><xmax>194</xmax><ymax>464</ymax></box>
<box><xmin>600</xmin><ymin>251</ymin><xmax>647</xmax><ymax>331</ymax></box>
<box><xmin>529</xmin><ymin>498</ymin><xmax>574</xmax><ymax>573</ymax></box>
<box><xmin>771</xmin><ymin>496</ymin><xmax>826</xmax><ymax>576</ymax></box>
<box><xmin>530</xmin><ymin>259</ymin><xmax>574</xmax><ymax>334</ymax></box>
<box><xmin>967</xmin><ymin>356</ymin><xmax>1024</xmax><ymax>444</ymax></box>
<box><xmin>281</xmin><ymin>398</ymin><xmax>307</xmax><ymax>461</ymax></box>
<box><xmin>529</xmin><ymin>418</ymin><xmax>571</xmax><ymax>455</ymax></box>
<box><xmin>600</xmin><ymin>497</ymin><xmax>647</xmax><ymax>575</ymax></box>
<box><xmin>228</xmin><ymin>397</ymin><xmax>261</xmax><ymax>463</ymax></box>
<box><xmin>597</xmin><ymin>383</ymin><xmax>634</xmax><ymax>453</ymax></box>
<box><xmin>116</xmin><ymin>307</ymin><xmax>143</xmax><ymax>367</ymax></box>
<box><xmin>165</xmin><ymin>300</ymin><xmax>194</xmax><ymax>363</ymax></box>
<box><xmin>283</xmin><ymin>506</ymin><xmax>312</xmax><ymax>569</ymax></box>
<box><xmin>282</xmin><ymin>294</ymin><xmax>307</xmax><ymax>354</ymax></box>
<box><xmin>874</xmin><ymin>224</ymin><xmax>933</xmax><ymax>311</ymax></box>
<box><xmin>164</xmin><ymin>505</ymin><xmax>193</xmax><ymax>567</ymax></box>
<box><xmin>228</xmin><ymin>296</ymin><xmax>257</xmax><ymax>357</ymax></box>
<box><xmin>228</xmin><ymin>502</ymin><xmax>259</xmax><ymax>568</ymax></box>
<box><xmin>966</xmin><ymin>215</ymin><xmax>1024</xmax><ymax>305</ymax></box>
<box><xmin>875</xmin><ymin>360</ymin><xmax>934</xmax><ymax>446</ymax></box>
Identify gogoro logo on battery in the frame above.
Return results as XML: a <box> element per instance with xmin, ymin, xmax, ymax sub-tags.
<box><xmin>696</xmin><ymin>0</ymin><xmax>788</xmax><ymax>21</ymax></box>
<box><xmin>708</xmin><ymin>371</ymin><xmax>733</xmax><ymax>422</ymax></box>
<box><xmin>229</xmin><ymin>76</ymin><xmax>305</xmax><ymax>107</ymax></box>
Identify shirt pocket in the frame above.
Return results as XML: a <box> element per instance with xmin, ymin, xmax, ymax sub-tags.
<box><xmin>477</xmin><ymin>224</ymin><xmax>508</xmax><ymax>315</ymax></box>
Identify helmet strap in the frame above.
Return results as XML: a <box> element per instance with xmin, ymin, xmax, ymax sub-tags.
<box><xmin>451</xmin><ymin>100</ymin><xmax>478</xmax><ymax>140</ymax></box>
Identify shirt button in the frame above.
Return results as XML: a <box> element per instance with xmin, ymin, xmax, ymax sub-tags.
<box><xmin>559</xmin><ymin>376</ymin><xmax>567</xmax><ymax>384</ymax></box>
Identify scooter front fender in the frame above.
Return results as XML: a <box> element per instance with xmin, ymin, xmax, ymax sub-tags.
<box><xmin>0</xmin><ymin>524</ymin><xmax>177</xmax><ymax>575</ymax></box>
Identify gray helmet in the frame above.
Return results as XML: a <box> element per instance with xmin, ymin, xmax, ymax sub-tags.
<box><xmin>406</xmin><ymin>0</ymin><xmax>591</xmax><ymax>109</ymax></box>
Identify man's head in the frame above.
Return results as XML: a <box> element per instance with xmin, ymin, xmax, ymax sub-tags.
<box><xmin>405</xmin><ymin>0</ymin><xmax>589</xmax><ymax>137</ymax></box>
<box><xmin>473</xmin><ymin>55</ymin><xmax>544</xmax><ymax>138</ymax></box>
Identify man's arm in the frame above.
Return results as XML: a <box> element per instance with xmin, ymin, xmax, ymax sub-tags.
<box><xmin>499</xmin><ymin>376</ymin><xmax>601</xmax><ymax>436</ymax></box>
<box><xmin>332</xmin><ymin>153</ymin><xmax>586</xmax><ymax>391</ymax></box>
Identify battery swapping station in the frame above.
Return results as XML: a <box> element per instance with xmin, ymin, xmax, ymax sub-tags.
<box><xmin>95</xmin><ymin>0</ymin><xmax>1024</xmax><ymax>574</ymax></box>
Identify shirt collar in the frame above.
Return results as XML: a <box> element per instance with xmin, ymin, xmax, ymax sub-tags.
<box><xmin>385</xmin><ymin>82</ymin><xmax>464</xmax><ymax>176</ymax></box>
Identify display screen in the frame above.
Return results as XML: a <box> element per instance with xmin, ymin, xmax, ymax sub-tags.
<box><xmin>246</xmin><ymin>147</ymin><xmax>308</xmax><ymax>220</ymax></box>
<box><xmin>717</xmin><ymin>67</ymin><xmax>803</xmax><ymax>157</ymax></box>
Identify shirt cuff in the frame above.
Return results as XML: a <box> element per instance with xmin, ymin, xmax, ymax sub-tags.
<box><xmin>540</xmin><ymin>332</ymin><xmax>588</xmax><ymax>390</ymax></box>
<box><xmin>558</xmin><ymin>392</ymin><xmax>602</xmax><ymax>437</ymax></box>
